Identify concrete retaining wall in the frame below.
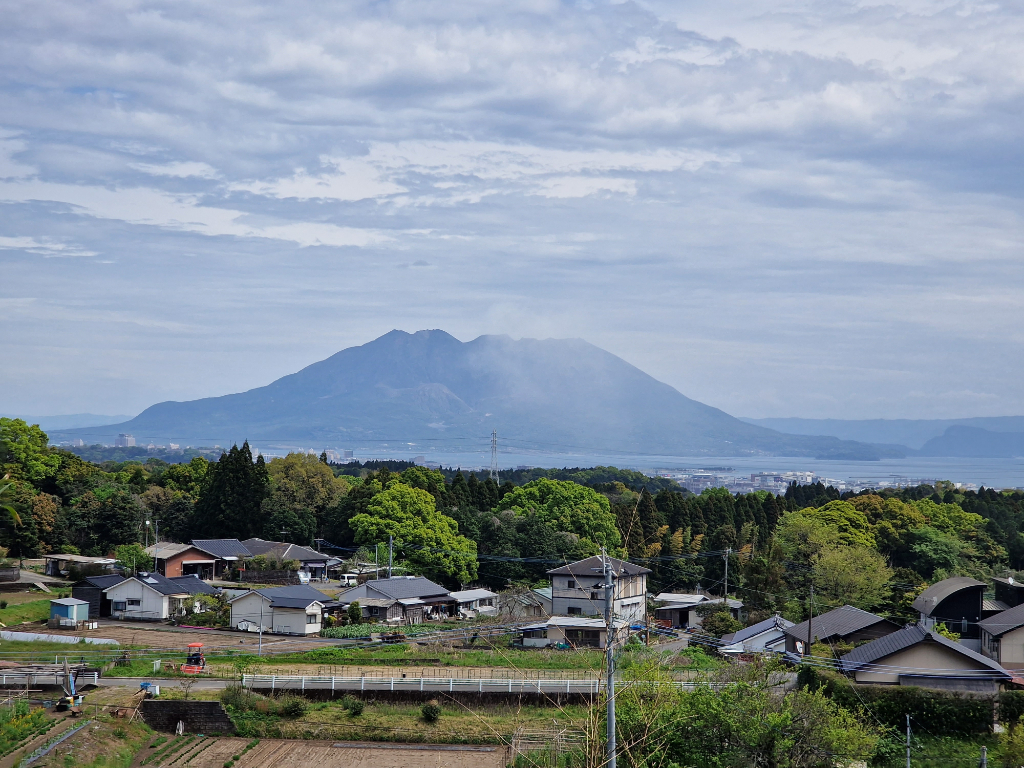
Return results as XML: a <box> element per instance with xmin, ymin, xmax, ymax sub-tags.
<box><xmin>140</xmin><ymin>700</ymin><xmax>235</xmax><ymax>734</ymax></box>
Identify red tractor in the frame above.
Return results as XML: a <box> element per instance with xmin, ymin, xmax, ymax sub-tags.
<box><xmin>182</xmin><ymin>643</ymin><xmax>206</xmax><ymax>675</ymax></box>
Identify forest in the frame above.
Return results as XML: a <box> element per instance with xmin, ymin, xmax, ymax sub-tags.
<box><xmin>3</xmin><ymin>417</ymin><xmax>1024</xmax><ymax>625</ymax></box>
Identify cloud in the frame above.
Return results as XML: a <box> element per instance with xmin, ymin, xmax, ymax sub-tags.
<box><xmin>131</xmin><ymin>161</ymin><xmax>221</xmax><ymax>179</ymax></box>
<box><xmin>0</xmin><ymin>235</ymin><xmax>98</xmax><ymax>257</ymax></box>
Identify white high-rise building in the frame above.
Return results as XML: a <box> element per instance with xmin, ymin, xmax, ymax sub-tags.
<box><xmin>114</xmin><ymin>433</ymin><xmax>136</xmax><ymax>447</ymax></box>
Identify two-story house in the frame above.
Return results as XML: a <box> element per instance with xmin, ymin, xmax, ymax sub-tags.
<box><xmin>546</xmin><ymin>556</ymin><xmax>650</xmax><ymax>623</ymax></box>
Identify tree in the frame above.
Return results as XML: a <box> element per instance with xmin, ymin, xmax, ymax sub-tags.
<box><xmin>348</xmin><ymin>481</ymin><xmax>478</xmax><ymax>585</ymax></box>
<box><xmin>265</xmin><ymin>452</ymin><xmax>349</xmax><ymax>536</ymax></box>
<box><xmin>794</xmin><ymin>501</ymin><xmax>875</xmax><ymax>549</ymax></box>
<box><xmin>701</xmin><ymin>609</ymin><xmax>742</xmax><ymax>638</ymax></box>
<box><xmin>193</xmin><ymin>443</ymin><xmax>270</xmax><ymax>539</ymax></box>
<box><xmin>495</xmin><ymin>479</ymin><xmax>622</xmax><ymax>554</ymax></box>
<box><xmin>347</xmin><ymin>601</ymin><xmax>361</xmax><ymax>625</ymax></box>
<box><xmin>115</xmin><ymin>543</ymin><xmax>153</xmax><ymax>574</ymax></box>
<box><xmin>0</xmin><ymin>419</ymin><xmax>58</xmax><ymax>482</ymax></box>
<box><xmin>0</xmin><ymin>475</ymin><xmax>22</xmax><ymax>529</ymax></box>
<box><xmin>811</xmin><ymin>546</ymin><xmax>893</xmax><ymax>609</ymax></box>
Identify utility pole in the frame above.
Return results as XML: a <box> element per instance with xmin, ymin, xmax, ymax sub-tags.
<box><xmin>905</xmin><ymin>714</ymin><xmax>911</xmax><ymax>768</ymax></box>
<box><xmin>490</xmin><ymin>430</ymin><xmax>499</xmax><ymax>483</ymax></box>
<box><xmin>723</xmin><ymin>547</ymin><xmax>730</xmax><ymax>600</ymax></box>
<box><xmin>980</xmin><ymin>745</ymin><xmax>987</xmax><ymax>768</ymax></box>
<box><xmin>806</xmin><ymin>585</ymin><xmax>814</xmax><ymax>656</ymax></box>
<box><xmin>601</xmin><ymin>548</ymin><xmax>617</xmax><ymax>768</ymax></box>
<box><xmin>388</xmin><ymin>535</ymin><xmax>393</xmax><ymax>579</ymax></box>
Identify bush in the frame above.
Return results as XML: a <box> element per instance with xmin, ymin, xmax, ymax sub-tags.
<box><xmin>347</xmin><ymin>699</ymin><xmax>365</xmax><ymax>717</ymax></box>
<box><xmin>421</xmin><ymin>701</ymin><xmax>441</xmax><ymax>723</ymax></box>
<box><xmin>278</xmin><ymin>697</ymin><xmax>308</xmax><ymax>718</ymax></box>
<box><xmin>0</xmin><ymin>601</ymin><xmax>7</xmax><ymax>610</ymax></box>
<box><xmin>1000</xmin><ymin>718</ymin><xmax>1024</xmax><ymax>768</ymax></box>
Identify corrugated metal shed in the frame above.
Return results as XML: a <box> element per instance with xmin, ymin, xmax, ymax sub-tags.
<box><xmin>912</xmin><ymin>577</ymin><xmax>986</xmax><ymax>616</ymax></box>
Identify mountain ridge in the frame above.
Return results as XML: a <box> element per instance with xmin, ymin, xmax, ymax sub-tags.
<box><xmin>51</xmin><ymin>330</ymin><xmax>905</xmax><ymax>459</ymax></box>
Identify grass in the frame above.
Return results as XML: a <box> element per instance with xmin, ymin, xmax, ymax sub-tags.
<box><xmin>908</xmin><ymin>734</ymin><xmax>999</xmax><ymax>767</ymax></box>
<box><xmin>0</xmin><ymin>638</ymin><xmax>123</xmax><ymax>665</ymax></box>
<box><xmin>278</xmin><ymin>643</ymin><xmax>606</xmax><ymax>671</ymax></box>
<box><xmin>0</xmin><ymin>597</ymin><xmax>53</xmax><ymax>625</ymax></box>
<box><xmin>224</xmin><ymin>689</ymin><xmax>593</xmax><ymax>745</ymax></box>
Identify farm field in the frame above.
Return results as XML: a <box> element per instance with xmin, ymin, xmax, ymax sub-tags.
<box><xmin>132</xmin><ymin>737</ymin><xmax>506</xmax><ymax>768</ymax></box>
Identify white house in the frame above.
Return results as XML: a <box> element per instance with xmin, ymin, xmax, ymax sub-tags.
<box><xmin>718</xmin><ymin>614</ymin><xmax>794</xmax><ymax>656</ymax></box>
<box><xmin>449</xmin><ymin>588</ymin><xmax>498</xmax><ymax>617</ymax></box>
<box><xmin>546</xmin><ymin>556</ymin><xmax>650</xmax><ymax>623</ymax></box>
<box><xmin>228</xmin><ymin>585</ymin><xmax>337</xmax><ymax>636</ymax></box>
<box><xmin>654</xmin><ymin>593</ymin><xmax>743</xmax><ymax>629</ymax></box>
<box><xmin>103</xmin><ymin>572</ymin><xmax>221</xmax><ymax>621</ymax></box>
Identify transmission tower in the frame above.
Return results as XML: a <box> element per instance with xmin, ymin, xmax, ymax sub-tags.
<box><xmin>490</xmin><ymin>429</ymin><xmax>499</xmax><ymax>483</ymax></box>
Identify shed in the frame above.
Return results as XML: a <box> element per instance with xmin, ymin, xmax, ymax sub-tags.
<box><xmin>49</xmin><ymin>597</ymin><xmax>89</xmax><ymax>623</ymax></box>
<box><xmin>72</xmin><ymin>574</ymin><xmax>127</xmax><ymax>618</ymax></box>
<box><xmin>913</xmin><ymin>577</ymin><xmax>986</xmax><ymax>639</ymax></box>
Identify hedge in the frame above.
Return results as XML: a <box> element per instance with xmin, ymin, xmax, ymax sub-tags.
<box><xmin>798</xmin><ymin>664</ymin><xmax>993</xmax><ymax>735</ymax></box>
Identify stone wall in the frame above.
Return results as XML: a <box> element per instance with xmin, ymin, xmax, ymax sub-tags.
<box><xmin>140</xmin><ymin>700</ymin><xmax>235</xmax><ymax>734</ymax></box>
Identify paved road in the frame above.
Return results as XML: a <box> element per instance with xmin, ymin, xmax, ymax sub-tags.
<box><xmin>95</xmin><ymin>676</ymin><xmax>230</xmax><ymax>690</ymax></box>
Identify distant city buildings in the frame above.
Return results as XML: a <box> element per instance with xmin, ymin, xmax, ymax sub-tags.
<box><xmin>114</xmin><ymin>433</ymin><xmax>135</xmax><ymax>447</ymax></box>
<box><xmin>656</xmin><ymin>468</ymin><xmax>978</xmax><ymax>495</ymax></box>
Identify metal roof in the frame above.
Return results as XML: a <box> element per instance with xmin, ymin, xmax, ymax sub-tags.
<box><xmin>228</xmin><ymin>584</ymin><xmax>337</xmax><ymax>608</ymax></box>
<box><xmin>547</xmin><ymin>556</ymin><xmax>651</xmax><ymax>577</ymax></box>
<box><xmin>168</xmin><ymin>575</ymin><xmax>220</xmax><ymax>596</ymax></box>
<box><xmin>979</xmin><ymin>602</ymin><xmax>1024</xmax><ymax>637</ymax></box>
<box><xmin>144</xmin><ymin>542</ymin><xmax>192</xmax><ymax>558</ymax></box>
<box><xmin>912</xmin><ymin>577</ymin><xmax>986</xmax><ymax>616</ymax></box>
<box><xmin>984</xmin><ymin>599</ymin><xmax>1010</xmax><ymax>613</ymax></box>
<box><xmin>50</xmin><ymin>597</ymin><xmax>89</xmax><ymax>606</ymax></box>
<box><xmin>191</xmin><ymin>539</ymin><xmax>253</xmax><ymax>560</ymax></box>
<box><xmin>449</xmin><ymin>589</ymin><xmax>497</xmax><ymax>602</ymax></box>
<box><xmin>76</xmin><ymin>574</ymin><xmax>127</xmax><ymax>590</ymax></box>
<box><xmin>839</xmin><ymin>623</ymin><xmax>1011</xmax><ymax>677</ymax></box>
<box><xmin>269</xmin><ymin>597</ymin><xmax>324</xmax><ymax>609</ymax></box>
<box><xmin>726</xmin><ymin>614</ymin><xmax>794</xmax><ymax>645</ymax></box>
<box><xmin>105</xmin><ymin>572</ymin><xmax>191</xmax><ymax>596</ymax></box>
<box><xmin>784</xmin><ymin>605</ymin><xmax>897</xmax><ymax>643</ymax></box>
<box><xmin>654</xmin><ymin>593</ymin><xmax>708</xmax><ymax>607</ymax></box>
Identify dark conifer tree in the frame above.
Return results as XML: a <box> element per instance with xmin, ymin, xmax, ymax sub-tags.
<box><xmin>193</xmin><ymin>442</ymin><xmax>270</xmax><ymax>539</ymax></box>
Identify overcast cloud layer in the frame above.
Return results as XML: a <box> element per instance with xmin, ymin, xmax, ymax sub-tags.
<box><xmin>2</xmin><ymin>0</ymin><xmax>1023</xmax><ymax>422</ymax></box>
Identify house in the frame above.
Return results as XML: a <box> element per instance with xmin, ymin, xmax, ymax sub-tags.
<box><xmin>43</xmin><ymin>554</ymin><xmax>117</xmax><ymax>577</ymax></box>
<box><xmin>241</xmin><ymin>539</ymin><xmax>330</xmax><ymax>581</ymax></box>
<box><xmin>103</xmin><ymin>572</ymin><xmax>220</xmax><ymax>621</ymax></box>
<box><xmin>978</xmin><ymin>602</ymin><xmax>1024</xmax><ymax>670</ymax></box>
<box><xmin>546</xmin><ymin>556</ymin><xmax>650</xmax><ymax>623</ymax></box>
<box><xmin>913</xmin><ymin>577</ymin><xmax>986</xmax><ymax>639</ymax></box>
<box><xmin>48</xmin><ymin>598</ymin><xmax>90</xmax><ymax>627</ymax></box>
<box><xmin>517</xmin><ymin>616</ymin><xmax>629</xmax><ymax>649</ymax></box>
<box><xmin>146</xmin><ymin>539</ymin><xmax>253</xmax><ymax>579</ymax></box>
<box><xmin>838</xmin><ymin>623</ymin><xmax>1012</xmax><ymax>693</ymax></box>
<box><xmin>654</xmin><ymin>593</ymin><xmax>743</xmax><ymax>629</ymax></box>
<box><xmin>72</xmin><ymin>574</ymin><xmax>128</xmax><ymax>618</ymax></box>
<box><xmin>784</xmin><ymin>605</ymin><xmax>901</xmax><ymax>655</ymax></box>
<box><xmin>497</xmin><ymin>588</ymin><xmax>549</xmax><ymax>620</ymax></box>
<box><xmin>993</xmin><ymin>577</ymin><xmax>1024</xmax><ymax>609</ymax></box>
<box><xmin>719</xmin><ymin>614</ymin><xmax>794</xmax><ymax>656</ymax></box>
<box><xmin>337</xmin><ymin>576</ymin><xmax>452</xmax><ymax>624</ymax></box>
<box><xmin>228</xmin><ymin>585</ymin><xmax>338</xmax><ymax>635</ymax></box>
<box><xmin>449</xmin><ymin>588</ymin><xmax>498</xmax><ymax>617</ymax></box>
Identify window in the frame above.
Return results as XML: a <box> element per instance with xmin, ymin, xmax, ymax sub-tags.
<box><xmin>127</xmin><ymin>599</ymin><xmax>141</xmax><ymax>607</ymax></box>
<box><xmin>567</xmin><ymin>606</ymin><xmax>582</xmax><ymax>616</ymax></box>
<box><xmin>591</xmin><ymin>591</ymin><xmax>600</xmax><ymax>601</ymax></box>
<box><xmin>567</xmin><ymin>580</ymin><xmax>576</xmax><ymax>589</ymax></box>
<box><xmin>112</xmin><ymin>602</ymin><xmax>126</xmax><ymax>612</ymax></box>
<box><xmin>306</xmin><ymin>614</ymin><xmax>318</xmax><ymax>625</ymax></box>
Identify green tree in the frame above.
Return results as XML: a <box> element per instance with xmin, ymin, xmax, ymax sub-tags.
<box><xmin>495</xmin><ymin>479</ymin><xmax>621</xmax><ymax>554</ymax></box>
<box><xmin>0</xmin><ymin>419</ymin><xmax>58</xmax><ymax>482</ymax></box>
<box><xmin>0</xmin><ymin>475</ymin><xmax>22</xmax><ymax>528</ymax></box>
<box><xmin>795</xmin><ymin>500</ymin><xmax>875</xmax><ymax>549</ymax></box>
<box><xmin>701</xmin><ymin>609</ymin><xmax>742</xmax><ymax>638</ymax></box>
<box><xmin>193</xmin><ymin>442</ymin><xmax>270</xmax><ymax>539</ymax></box>
<box><xmin>349</xmin><ymin>481</ymin><xmax>478</xmax><ymax>585</ymax></box>
<box><xmin>265</xmin><ymin>452</ymin><xmax>349</xmax><ymax>536</ymax></box>
<box><xmin>347</xmin><ymin>601</ymin><xmax>361</xmax><ymax>625</ymax></box>
<box><xmin>811</xmin><ymin>546</ymin><xmax>893</xmax><ymax>610</ymax></box>
<box><xmin>114</xmin><ymin>543</ymin><xmax>154</xmax><ymax>574</ymax></box>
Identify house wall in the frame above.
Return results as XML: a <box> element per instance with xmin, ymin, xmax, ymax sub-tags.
<box><xmin>71</xmin><ymin>585</ymin><xmax>110</xmax><ymax>619</ymax></box>
<box><xmin>741</xmin><ymin>630</ymin><xmax>787</xmax><ymax>653</ymax></box>
<box><xmin>159</xmin><ymin>548</ymin><xmax>213</xmax><ymax>578</ymax></box>
<box><xmin>106</xmin><ymin>581</ymin><xmax>170</xmax><ymax>620</ymax></box>
<box><xmin>992</xmin><ymin>625</ymin><xmax>1024</xmax><ymax>670</ymax></box>
<box><xmin>230</xmin><ymin>592</ymin><xmax>271</xmax><ymax>631</ymax></box>
<box><xmin>925</xmin><ymin>588</ymin><xmax>984</xmax><ymax>639</ymax></box>
<box><xmin>551</xmin><ymin>573</ymin><xmax>647</xmax><ymax>620</ymax></box>
<box><xmin>272</xmin><ymin>607</ymin><xmax>321</xmax><ymax>635</ymax></box>
<box><xmin>853</xmin><ymin>643</ymin><xmax>992</xmax><ymax>685</ymax></box>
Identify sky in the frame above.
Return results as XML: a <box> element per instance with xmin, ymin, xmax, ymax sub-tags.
<box><xmin>2</xmin><ymin>0</ymin><xmax>1023</xmax><ymax>422</ymax></box>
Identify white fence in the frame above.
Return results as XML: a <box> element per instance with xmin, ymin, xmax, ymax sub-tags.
<box><xmin>0</xmin><ymin>672</ymin><xmax>100</xmax><ymax>687</ymax></box>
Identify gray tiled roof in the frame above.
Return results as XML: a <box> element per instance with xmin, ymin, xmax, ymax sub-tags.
<box><xmin>241</xmin><ymin>538</ymin><xmax>326</xmax><ymax>562</ymax></box>
<box><xmin>784</xmin><ymin>605</ymin><xmax>897</xmax><ymax>643</ymax></box>
<box><xmin>912</xmin><ymin>577</ymin><xmax>986</xmax><ymax>616</ymax></box>
<box><xmin>255</xmin><ymin>584</ymin><xmax>338</xmax><ymax>608</ymax></box>
<box><xmin>191</xmin><ymin>539</ymin><xmax>253</xmax><ymax>559</ymax></box>
<box><xmin>77</xmin><ymin>574</ymin><xmax>127</xmax><ymax>590</ymax></box>
<box><xmin>839</xmin><ymin>623</ymin><xmax>1010</xmax><ymax>677</ymax></box>
<box><xmin>978</xmin><ymin>602</ymin><xmax>1024</xmax><ymax>637</ymax></box>
<box><xmin>547</xmin><ymin>556</ymin><xmax>651</xmax><ymax>577</ymax></box>
<box><xmin>360</xmin><ymin>576</ymin><xmax>449</xmax><ymax>600</ymax></box>
<box><xmin>113</xmin><ymin>572</ymin><xmax>192</xmax><ymax>596</ymax></box>
<box><xmin>268</xmin><ymin>596</ymin><xmax>325</xmax><ymax>609</ymax></box>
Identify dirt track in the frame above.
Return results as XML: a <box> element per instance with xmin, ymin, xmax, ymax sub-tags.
<box><xmin>140</xmin><ymin>737</ymin><xmax>505</xmax><ymax>768</ymax></box>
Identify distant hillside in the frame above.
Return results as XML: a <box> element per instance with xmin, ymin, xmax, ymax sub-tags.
<box><xmin>740</xmin><ymin>416</ymin><xmax>1024</xmax><ymax>452</ymax></box>
<box><xmin>53</xmin><ymin>330</ymin><xmax>903</xmax><ymax>459</ymax></box>
<box><xmin>917</xmin><ymin>426</ymin><xmax>1024</xmax><ymax>458</ymax></box>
